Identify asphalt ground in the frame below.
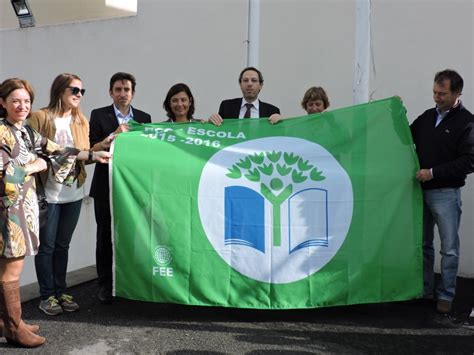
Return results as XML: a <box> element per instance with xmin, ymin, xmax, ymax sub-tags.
<box><xmin>1</xmin><ymin>277</ymin><xmax>473</xmax><ymax>354</ymax></box>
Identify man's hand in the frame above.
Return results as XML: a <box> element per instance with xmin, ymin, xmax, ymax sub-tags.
<box><xmin>208</xmin><ymin>113</ymin><xmax>223</xmax><ymax>126</ymax></box>
<box><xmin>268</xmin><ymin>113</ymin><xmax>283</xmax><ymax>125</ymax></box>
<box><xmin>101</xmin><ymin>134</ymin><xmax>115</xmax><ymax>150</ymax></box>
<box><xmin>416</xmin><ymin>169</ymin><xmax>433</xmax><ymax>182</ymax></box>
<box><xmin>114</xmin><ymin>123</ymin><xmax>129</xmax><ymax>135</ymax></box>
<box><xmin>93</xmin><ymin>134</ymin><xmax>116</xmax><ymax>151</ymax></box>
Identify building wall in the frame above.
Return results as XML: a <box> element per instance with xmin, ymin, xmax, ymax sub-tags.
<box><xmin>259</xmin><ymin>0</ymin><xmax>474</xmax><ymax>278</ymax></box>
<box><xmin>0</xmin><ymin>0</ymin><xmax>472</xmax><ymax>288</ymax></box>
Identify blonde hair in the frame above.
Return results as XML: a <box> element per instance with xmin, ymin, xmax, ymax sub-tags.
<box><xmin>46</xmin><ymin>73</ymin><xmax>87</xmax><ymax>125</ymax></box>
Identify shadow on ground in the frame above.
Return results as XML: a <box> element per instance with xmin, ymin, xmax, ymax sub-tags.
<box><xmin>1</xmin><ymin>276</ymin><xmax>472</xmax><ymax>353</ymax></box>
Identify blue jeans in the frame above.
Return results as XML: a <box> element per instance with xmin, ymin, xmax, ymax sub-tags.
<box><xmin>35</xmin><ymin>200</ymin><xmax>82</xmax><ymax>299</ymax></box>
<box><xmin>422</xmin><ymin>188</ymin><xmax>462</xmax><ymax>301</ymax></box>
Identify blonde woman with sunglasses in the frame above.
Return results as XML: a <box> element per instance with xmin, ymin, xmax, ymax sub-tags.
<box><xmin>29</xmin><ymin>74</ymin><xmax>113</xmax><ymax>317</ymax></box>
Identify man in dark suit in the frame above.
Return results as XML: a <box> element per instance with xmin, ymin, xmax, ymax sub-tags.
<box><xmin>208</xmin><ymin>67</ymin><xmax>280</xmax><ymax>125</ymax></box>
<box><xmin>89</xmin><ymin>72</ymin><xmax>151</xmax><ymax>304</ymax></box>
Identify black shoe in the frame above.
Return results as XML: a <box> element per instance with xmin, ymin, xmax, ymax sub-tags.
<box><xmin>436</xmin><ymin>299</ymin><xmax>452</xmax><ymax>314</ymax></box>
<box><xmin>98</xmin><ymin>286</ymin><xmax>113</xmax><ymax>304</ymax></box>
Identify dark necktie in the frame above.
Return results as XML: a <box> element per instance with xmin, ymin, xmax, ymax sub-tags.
<box><xmin>244</xmin><ymin>103</ymin><xmax>253</xmax><ymax>118</ymax></box>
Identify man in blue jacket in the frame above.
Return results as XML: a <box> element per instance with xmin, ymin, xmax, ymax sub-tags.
<box><xmin>411</xmin><ymin>69</ymin><xmax>474</xmax><ymax>314</ymax></box>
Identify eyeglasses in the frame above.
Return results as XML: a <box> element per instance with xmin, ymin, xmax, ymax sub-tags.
<box><xmin>68</xmin><ymin>86</ymin><xmax>86</xmax><ymax>96</ymax></box>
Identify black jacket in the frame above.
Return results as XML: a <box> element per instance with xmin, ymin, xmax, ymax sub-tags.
<box><xmin>89</xmin><ymin>105</ymin><xmax>151</xmax><ymax>199</ymax></box>
<box><xmin>218</xmin><ymin>98</ymin><xmax>280</xmax><ymax>119</ymax></box>
<box><xmin>410</xmin><ymin>103</ymin><xmax>474</xmax><ymax>189</ymax></box>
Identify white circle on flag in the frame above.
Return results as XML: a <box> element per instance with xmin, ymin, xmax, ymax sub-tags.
<box><xmin>198</xmin><ymin>137</ymin><xmax>353</xmax><ymax>284</ymax></box>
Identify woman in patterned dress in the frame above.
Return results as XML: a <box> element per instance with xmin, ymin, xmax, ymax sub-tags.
<box><xmin>0</xmin><ymin>78</ymin><xmax>111</xmax><ymax>348</ymax></box>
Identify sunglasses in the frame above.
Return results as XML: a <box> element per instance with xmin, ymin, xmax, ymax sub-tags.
<box><xmin>68</xmin><ymin>86</ymin><xmax>86</xmax><ymax>96</ymax></box>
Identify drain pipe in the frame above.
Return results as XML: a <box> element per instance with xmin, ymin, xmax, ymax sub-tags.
<box><xmin>353</xmin><ymin>0</ymin><xmax>371</xmax><ymax>104</ymax></box>
<box><xmin>247</xmin><ymin>0</ymin><xmax>260</xmax><ymax>68</ymax></box>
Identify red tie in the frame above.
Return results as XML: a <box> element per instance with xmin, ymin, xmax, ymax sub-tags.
<box><xmin>244</xmin><ymin>103</ymin><xmax>253</xmax><ymax>118</ymax></box>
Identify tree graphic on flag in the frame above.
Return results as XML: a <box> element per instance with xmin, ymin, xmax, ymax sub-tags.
<box><xmin>226</xmin><ymin>151</ymin><xmax>326</xmax><ymax>249</ymax></box>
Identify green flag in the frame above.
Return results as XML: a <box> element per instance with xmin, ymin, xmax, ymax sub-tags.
<box><xmin>112</xmin><ymin>97</ymin><xmax>422</xmax><ymax>309</ymax></box>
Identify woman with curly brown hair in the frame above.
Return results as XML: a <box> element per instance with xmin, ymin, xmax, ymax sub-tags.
<box><xmin>0</xmin><ymin>78</ymin><xmax>110</xmax><ymax>347</ymax></box>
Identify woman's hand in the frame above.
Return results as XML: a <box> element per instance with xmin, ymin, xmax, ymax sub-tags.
<box><xmin>25</xmin><ymin>158</ymin><xmax>47</xmax><ymax>175</ymax></box>
<box><xmin>207</xmin><ymin>113</ymin><xmax>223</xmax><ymax>126</ymax></box>
<box><xmin>92</xmin><ymin>151</ymin><xmax>112</xmax><ymax>164</ymax></box>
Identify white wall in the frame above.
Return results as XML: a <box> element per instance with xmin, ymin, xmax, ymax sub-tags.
<box><xmin>1</xmin><ymin>0</ymin><xmax>250</xmax><ymax>287</ymax></box>
<box><xmin>0</xmin><ymin>0</ymin><xmax>472</xmax><ymax>288</ymax></box>
<box><xmin>259</xmin><ymin>0</ymin><xmax>473</xmax><ymax>277</ymax></box>
<box><xmin>369</xmin><ymin>0</ymin><xmax>473</xmax><ymax>277</ymax></box>
<box><xmin>260</xmin><ymin>0</ymin><xmax>356</xmax><ymax>116</ymax></box>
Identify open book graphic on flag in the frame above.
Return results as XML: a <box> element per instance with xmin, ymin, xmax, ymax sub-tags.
<box><xmin>224</xmin><ymin>186</ymin><xmax>329</xmax><ymax>254</ymax></box>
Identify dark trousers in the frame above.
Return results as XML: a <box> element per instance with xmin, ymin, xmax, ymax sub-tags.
<box><xmin>94</xmin><ymin>196</ymin><xmax>113</xmax><ymax>291</ymax></box>
<box><xmin>35</xmin><ymin>200</ymin><xmax>83</xmax><ymax>299</ymax></box>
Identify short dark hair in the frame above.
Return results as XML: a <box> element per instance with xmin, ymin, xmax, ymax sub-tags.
<box><xmin>238</xmin><ymin>67</ymin><xmax>263</xmax><ymax>84</ymax></box>
<box><xmin>163</xmin><ymin>83</ymin><xmax>195</xmax><ymax>120</ymax></box>
<box><xmin>0</xmin><ymin>78</ymin><xmax>35</xmax><ymax>118</ymax></box>
<box><xmin>434</xmin><ymin>69</ymin><xmax>463</xmax><ymax>94</ymax></box>
<box><xmin>109</xmin><ymin>72</ymin><xmax>136</xmax><ymax>92</ymax></box>
<box><xmin>301</xmin><ymin>87</ymin><xmax>330</xmax><ymax>111</ymax></box>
